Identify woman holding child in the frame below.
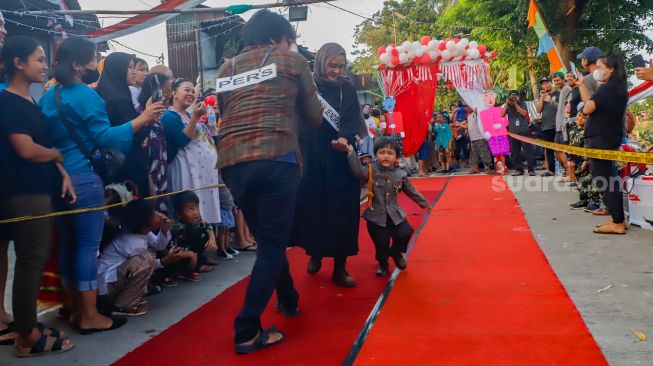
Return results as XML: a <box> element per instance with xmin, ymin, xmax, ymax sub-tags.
<box><xmin>291</xmin><ymin>43</ymin><xmax>366</xmax><ymax>288</ymax></box>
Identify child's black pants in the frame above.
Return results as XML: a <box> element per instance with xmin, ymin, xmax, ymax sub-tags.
<box><xmin>367</xmin><ymin>219</ymin><xmax>414</xmax><ymax>265</ymax></box>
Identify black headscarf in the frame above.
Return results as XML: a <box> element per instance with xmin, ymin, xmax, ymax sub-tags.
<box><xmin>96</xmin><ymin>52</ymin><xmax>138</xmax><ymax>126</ymax></box>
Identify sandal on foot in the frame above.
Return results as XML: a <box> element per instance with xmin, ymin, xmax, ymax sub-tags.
<box><xmin>79</xmin><ymin>317</ymin><xmax>127</xmax><ymax>335</ymax></box>
<box><xmin>234</xmin><ymin>327</ymin><xmax>285</xmax><ymax>354</ymax></box>
<box><xmin>593</xmin><ymin>224</ymin><xmax>626</xmax><ymax>235</ymax></box>
<box><xmin>234</xmin><ymin>245</ymin><xmax>257</xmax><ymax>252</ymax></box>
<box><xmin>0</xmin><ymin>324</ymin><xmax>15</xmax><ymax>345</ymax></box>
<box><xmin>15</xmin><ymin>334</ymin><xmax>75</xmax><ymax>357</ymax></box>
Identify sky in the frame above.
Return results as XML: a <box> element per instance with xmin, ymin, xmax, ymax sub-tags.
<box><xmin>77</xmin><ymin>0</ymin><xmax>386</xmax><ymax>66</ymax></box>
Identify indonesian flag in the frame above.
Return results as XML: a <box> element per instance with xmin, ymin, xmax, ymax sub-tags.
<box><xmin>629</xmin><ymin>81</ymin><xmax>653</xmax><ymax>105</ymax></box>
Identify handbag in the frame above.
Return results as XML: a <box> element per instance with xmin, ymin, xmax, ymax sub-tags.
<box><xmin>55</xmin><ymin>85</ymin><xmax>125</xmax><ymax>183</ymax></box>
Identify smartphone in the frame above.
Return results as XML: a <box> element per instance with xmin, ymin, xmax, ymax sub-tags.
<box><xmin>569</xmin><ymin>62</ymin><xmax>578</xmax><ymax>78</ymax></box>
<box><xmin>632</xmin><ymin>54</ymin><xmax>647</xmax><ymax>68</ymax></box>
<box><xmin>151</xmin><ymin>74</ymin><xmax>162</xmax><ymax>103</ymax></box>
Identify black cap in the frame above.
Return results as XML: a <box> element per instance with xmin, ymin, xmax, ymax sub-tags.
<box><xmin>508</xmin><ymin>90</ymin><xmax>519</xmax><ymax>95</ymax></box>
<box><xmin>540</xmin><ymin>77</ymin><xmax>552</xmax><ymax>83</ymax></box>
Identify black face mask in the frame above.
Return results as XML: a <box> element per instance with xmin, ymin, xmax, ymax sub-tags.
<box><xmin>364</xmin><ymin>113</ymin><xmax>370</xmax><ymax>119</ymax></box>
<box><xmin>81</xmin><ymin>68</ymin><xmax>100</xmax><ymax>85</ymax></box>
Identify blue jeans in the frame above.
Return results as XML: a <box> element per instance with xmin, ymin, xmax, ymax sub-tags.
<box><xmin>59</xmin><ymin>172</ymin><xmax>105</xmax><ymax>291</ymax></box>
<box><xmin>222</xmin><ymin>160</ymin><xmax>300</xmax><ymax>344</ymax></box>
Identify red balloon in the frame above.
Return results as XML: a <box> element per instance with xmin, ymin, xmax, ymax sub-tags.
<box><xmin>438</xmin><ymin>42</ymin><xmax>447</xmax><ymax>51</ymax></box>
<box><xmin>378</xmin><ymin>64</ymin><xmax>387</xmax><ymax>70</ymax></box>
<box><xmin>391</xmin><ymin>55</ymin><xmax>400</xmax><ymax>66</ymax></box>
<box><xmin>461</xmin><ymin>55</ymin><xmax>467</xmax><ymax>61</ymax></box>
<box><xmin>420</xmin><ymin>36</ymin><xmax>431</xmax><ymax>46</ymax></box>
<box><xmin>491</xmin><ymin>50</ymin><xmax>499</xmax><ymax>57</ymax></box>
<box><xmin>437</xmin><ymin>55</ymin><xmax>442</xmax><ymax>62</ymax></box>
<box><xmin>391</xmin><ymin>48</ymin><xmax>399</xmax><ymax>56</ymax></box>
<box><xmin>377</xmin><ymin>46</ymin><xmax>387</xmax><ymax>56</ymax></box>
<box><xmin>478</xmin><ymin>44</ymin><xmax>487</xmax><ymax>54</ymax></box>
<box><xmin>420</xmin><ymin>53</ymin><xmax>433</xmax><ymax>64</ymax></box>
<box><xmin>204</xmin><ymin>95</ymin><xmax>216</xmax><ymax>106</ymax></box>
<box><xmin>389</xmin><ymin>43</ymin><xmax>396</xmax><ymax>48</ymax></box>
<box><xmin>453</xmin><ymin>38</ymin><xmax>460</xmax><ymax>43</ymax></box>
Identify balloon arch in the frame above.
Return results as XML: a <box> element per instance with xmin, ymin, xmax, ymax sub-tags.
<box><xmin>373</xmin><ymin>36</ymin><xmax>498</xmax><ymax>157</ymax></box>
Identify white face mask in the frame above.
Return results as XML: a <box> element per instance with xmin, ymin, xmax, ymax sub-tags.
<box><xmin>289</xmin><ymin>43</ymin><xmax>299</xmax><ymax>54</ymax></box>
<box><xmin>593</xmin><ymin>69</ymin><xmax>605</xmax><ymax>82</ymax></box>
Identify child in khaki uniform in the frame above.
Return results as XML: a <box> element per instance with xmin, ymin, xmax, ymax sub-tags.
<box><xmin>333</xmin><ymin>137</ymin><xmax>432</xmax><ymax>276</ymax></box>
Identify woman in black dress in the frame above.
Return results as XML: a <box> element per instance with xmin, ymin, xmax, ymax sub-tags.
<box><xmin>292</xmin><ymin>43</ymin><xmax>366</xmax><ymax>287</ymax></box>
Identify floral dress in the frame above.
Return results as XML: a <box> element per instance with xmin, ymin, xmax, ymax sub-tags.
<box><xmin>165</xmin><ymin>110</ymin><xmax>221</xmax><ymax>224</ymax></box>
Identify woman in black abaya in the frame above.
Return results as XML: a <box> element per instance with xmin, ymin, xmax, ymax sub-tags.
<box><xmin>292</xmin><ymin>43</ymin><xmax>366</xmax><ymax>287</ymax></box>
<box><xmin>96</xmin><ymin>52</ymin><xmax>150</xmax><ymax>193</ymax></box>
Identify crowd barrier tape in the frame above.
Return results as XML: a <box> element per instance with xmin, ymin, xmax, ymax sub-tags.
<box><xmin>0</xmin><ymin>183</ymin><xmax>225</xmax><ymax>225</ymax></box>
<box><xmin>508</xmin><ymin>133</ymin><xmax>653</xmax><ymax>165</ymax></box>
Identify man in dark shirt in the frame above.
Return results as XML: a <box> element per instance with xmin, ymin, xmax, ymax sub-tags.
<box><xmin>216</xmin><ymin>10</ymin><xmax>323</xmax><ymax>354</ymax></box>
<box><xmin>501</xmin><ymin>90</ymin><xmax>535</xmax><ymax>176</ymax></box>
<box><xmin>536</xmin><ymin>77</ymin><xmax>560</xmax><ymax>176</ymax></box>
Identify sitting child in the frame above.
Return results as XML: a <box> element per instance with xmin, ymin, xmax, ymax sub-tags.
<box><xmin>98</xmin><ymin>199</ymin><xmax>186</xmax><ymax>316</ymax></box>
<box><xmin>169</xmin><ymin>192</ymin><xmax>219</xmax><ymax>281</ymax></box>
<box><xmin>333</xmin><ymin>137</ymin><xmax>431</xmax><ymax>276</ymax></box>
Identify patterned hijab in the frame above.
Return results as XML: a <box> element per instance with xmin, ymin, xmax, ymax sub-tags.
<box><xmin>313</xmin><ymin>43</ymin><xmax>349</xmax><ymax>86</ymax></box>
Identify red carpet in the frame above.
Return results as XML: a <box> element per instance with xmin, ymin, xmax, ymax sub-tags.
<box><xmin>355</xmin><ymin>175</ymin><xmax>608</xmax><ymax>366</ymax></box>
<box><xmin>114</xmin><ymin>178</ymin><xmax>445</xmax><ymax>366</ymax></box>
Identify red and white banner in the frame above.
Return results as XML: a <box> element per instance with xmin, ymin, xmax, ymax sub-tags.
<box><xmin>86</xmin><ymin>0</ymin><xmax>206</xmax><ymax>43</ymax></box>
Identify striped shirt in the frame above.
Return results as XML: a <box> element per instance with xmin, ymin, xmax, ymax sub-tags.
<box><xmin>216</xmin><ymin>46</ymin><xmax>323</xmax><ymax>169</ymax></box>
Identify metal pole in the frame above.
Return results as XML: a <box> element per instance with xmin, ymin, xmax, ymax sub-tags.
<box><xmin>20</xmin><ymin>0</ymin><xmax>333</xmax><ymax>16</ymax></box>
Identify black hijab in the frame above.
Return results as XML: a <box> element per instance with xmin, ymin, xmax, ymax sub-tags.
<box><xmin>96</xmin><ymin>52</ymin><xmax>138</xmax><ymax>126</ymax></box>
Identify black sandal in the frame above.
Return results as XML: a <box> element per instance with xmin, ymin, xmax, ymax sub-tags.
<box><xmin>234</xmin><ymin>326</ymin><xmax>285</xmax><ymax>354</ymax></box>
<box><xmin>15</xmin><ymin>333</ymin><xmax>75</xmax><ymax>357</ymax></box>
<box><xmin>0</xmin><ymin>323</ymin><xmax>15</xmax><ymax>345</ymax></box>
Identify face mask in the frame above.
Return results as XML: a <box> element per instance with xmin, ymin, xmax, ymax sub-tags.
<box><xmin>81</xmin><ymin>68</ymin><xmax>100</xmax><ymax>84</ymax></box>
<box><xmin>289</xmin><ymin>43</ymin><xmax>299</xmax><ymax>54</ymax></box>
<box><xmin>364</xmin><ymin>113</ymin><xmax>370</xmax><ymax>119</ymax></box>
<box><xmin>592</xmin><ymin>69</ymin><xmax>604</xmax><ymax>82</ymax></box>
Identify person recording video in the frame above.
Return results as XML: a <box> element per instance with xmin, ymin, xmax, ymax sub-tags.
<box><xmin>501</xmin><ymin>90</ymin><xmax>535</xmax><ymax>176</ymax></box>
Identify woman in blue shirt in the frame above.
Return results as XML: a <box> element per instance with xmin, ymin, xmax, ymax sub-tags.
<box><xmin>39</xmin><ymin>37</ymin><xmax>165</xmax><ymax>334</ymax></box>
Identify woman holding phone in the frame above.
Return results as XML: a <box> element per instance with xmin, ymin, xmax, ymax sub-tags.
<box><xmin>162</xmin><ymin>78</ymin><xmax>221</xmax><ymax>224</ymax></box>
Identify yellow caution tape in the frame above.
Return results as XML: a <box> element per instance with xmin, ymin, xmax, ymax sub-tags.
<box><xmin>508</xmin><ymin>133</ymin><xmax>653</xmax><ymax>165</ymax></box>
<box><xmin>0</xmin><ymin>183</ymin><xmax>225</xmax><ymax>225</ymax></box>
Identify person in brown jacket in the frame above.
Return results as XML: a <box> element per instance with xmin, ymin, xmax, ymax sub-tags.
<box><xmin>333</xmin><ymin>137</ymin><xmax>431</xmax><ymax>276</ymax></box>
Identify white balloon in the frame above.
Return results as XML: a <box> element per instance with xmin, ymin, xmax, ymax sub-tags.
<box><xmin>428</xmin><ymin>50</ymin><xmax>440</xmax><ymax>59</ymax></box>
<box><xmin>402</xmin><ymin>40</ymin><xmax>411</xmax><ymax>47</ymax></box>
<box><xmin>446</xmin><ymin>40</ymin><xmax>456</xmax><ymax>51</ymax></box>
<box><xmin>416</xmin><ymin>48</ymin><xmax>425</xmax><ymax>57</ymax></box>
<box><xmin>428</xmin><ymin>40</ymin><xmax>439</xmax><ymax>50</ymax></box>
<box><xmin>407</xmin><ymin>50</ymin><xmax>417</xmax><ymax>59</ymax></box>
<box><xmin>397</xmin><ymin>45</ymin><xmax>406</xmax><ymax>53</ymax></box>
<box><xmin>469</xmin><ymin>41</ymin><xmax>478</xmax><ymax>49</ymax></box>
<box><xmin>379</xmin><ymin>53</ymin><xmax>391</xmax><ymax>64</ymax></box>
<box><xmin>399</xmin><ymin>53</ymin><xmax>410</xmax><ymax>64</ymax></box>
<box><xmin>459</xmin><ymin>38</ymin><xmax>470</xmax><ymax>48</ymax></box>
<box><xmin>456</xmin><ymin>43</ymin><xmax>466</xmax><ymax>53</ymax></box>
<box><xmin>468</xmin><ymin>49</ymin><xmax>480</xmax><ymax>59</ymax></box>
<box><xmin>413</xmin><ymin>41</ymin><xmax>421</xmax><ymax>49</ymax></box>
<box><xmin>441</xmin><ymin>49</ymin><xmax>452</xmax><ymax>60</ymax></box>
